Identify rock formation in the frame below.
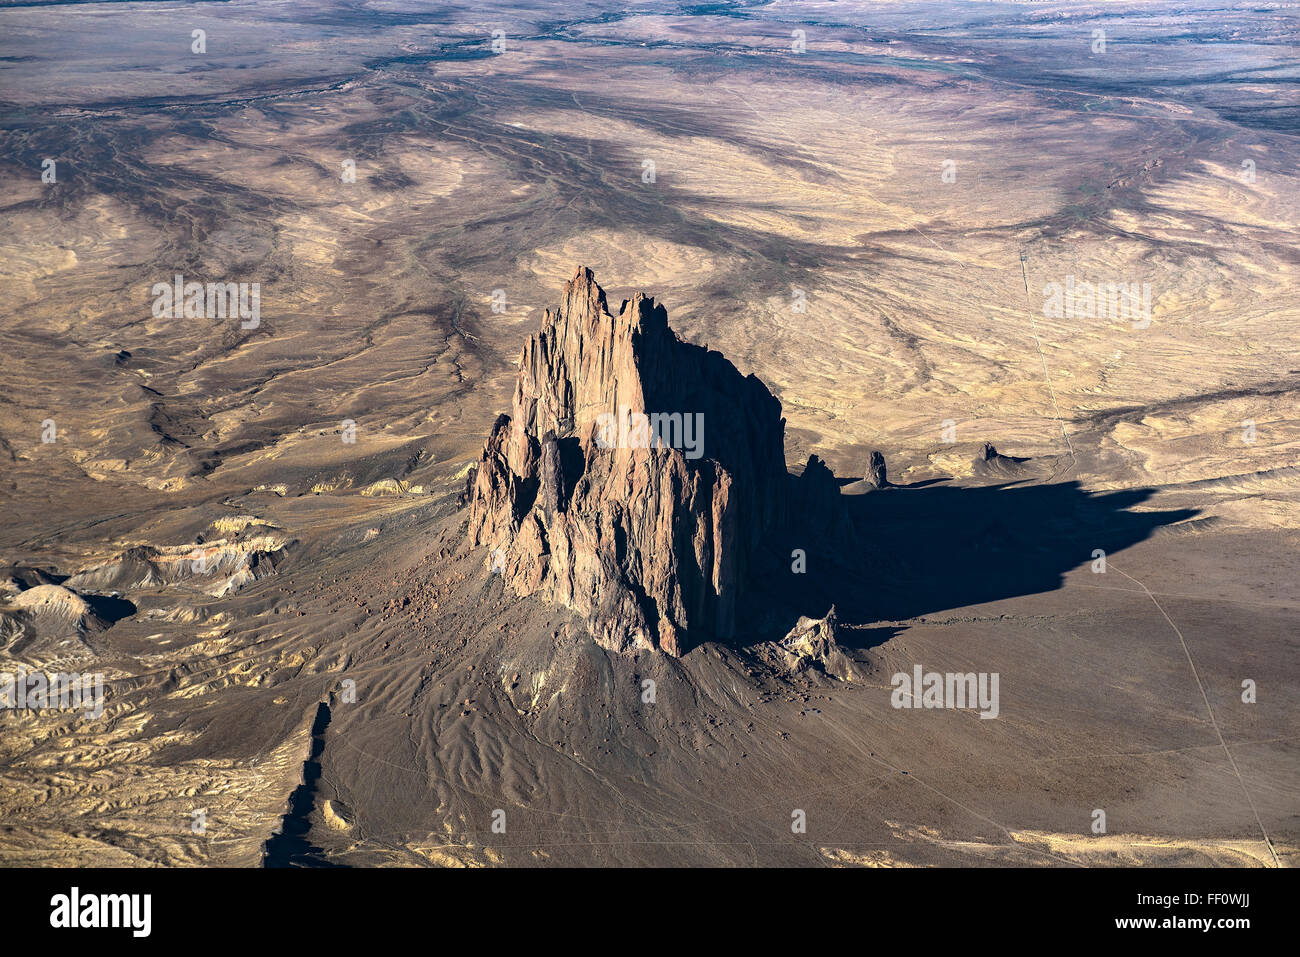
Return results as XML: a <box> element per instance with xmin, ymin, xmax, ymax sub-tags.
<box><xmin>65</xmin><ymin>534</ymin><xmax>291</xmax><ymax>598</ymax></box>
<box><xmin>795</xmin><ymin>454</ymin><xmax>842</xmax><ymax>531</ymax></box>
<box><xmin>775</xmin><ymin>606</ymin><xmax>856</xmax><ymax>680</ymax></box>
<box><xmin>2</xmin><ymin>584</ymin><xmax>105</xmax><ymax>638</ymax></box>
<box><xmin>972</xmin><ymin>441</ymin><xmax>1034</xmax><ymax>480</ymax></box>
<box><xmin>864</xmin><ymin>450</ymin><xmax>888</xmax><ymax>489</ymax></box>
<box><xmin>465</xmin><ymin>267</ymin><xmax>792</xmax><ymax>657</ymax></box>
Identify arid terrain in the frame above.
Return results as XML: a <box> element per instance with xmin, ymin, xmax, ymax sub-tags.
<box><xmin>1</xmin><ymin>0</ymin><xmax>1297</xmax><ymax>867</ymax></box>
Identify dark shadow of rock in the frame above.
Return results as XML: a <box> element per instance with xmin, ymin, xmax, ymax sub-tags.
<box><xmin>740</xmin><ymin>479</ymin><xmax>1198</xmax><ymax>647</ymax></box>
<box><xmin>82</xmin><ymin>593</ymin><xmax>136</xmax><ymax>625</ymax></box>
<box><xmin>263</xmin><ymin>702</ymin><xmax>346</xmax><ymax>868</ymax></box>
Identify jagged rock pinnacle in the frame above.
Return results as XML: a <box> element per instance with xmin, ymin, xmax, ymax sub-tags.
<box><xmin>465</xmin><ymin>267</ymin><xmax>790</xmax><ymax>656</ymax></box>
<box><xmin>864</xmin><ymin>450</ymin><xmax>888</xmax><ymax>489</ymax></box>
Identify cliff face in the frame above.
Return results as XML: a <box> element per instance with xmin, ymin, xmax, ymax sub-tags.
<box><xmin>466</xmin><ymin>267</ymin><xmax>789</xmax><ymax>656</ymax></box>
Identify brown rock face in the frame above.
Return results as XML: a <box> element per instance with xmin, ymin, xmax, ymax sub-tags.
<box><xmin>466</xmin><ymin>267</ymin><xmax>789</xmax><ymax>656</ymax></box>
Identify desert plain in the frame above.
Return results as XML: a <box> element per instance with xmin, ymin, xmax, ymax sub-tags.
<box><xmin>0</xmin><ymin>0</ymin><xmax>1298</xmax><ymax>866</ymax></box>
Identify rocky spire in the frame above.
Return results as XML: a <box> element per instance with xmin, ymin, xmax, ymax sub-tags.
<box><xmin>465</xmin><ymin>267</ymin><xmax>791</xmax><ymax>656</ymax></box>
<box><xmin>864</xmin><ymin>450</ymin><xmax>888</xmax><ymax>489</ymax></box>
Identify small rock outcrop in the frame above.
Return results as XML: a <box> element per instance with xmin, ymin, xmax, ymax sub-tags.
<box><xmin>65</xmin><ymin>532</ymin><xmax>292</xmax><ymax>598</ymax></box>
<box><xmin>466</xmin><ymin>267</ymin><xmax>791</xmax><ymax>657</ymax></box>
<box><xmin>864</xmin><ymin>450</ymin><xmax>888</xmax><ymax>489</ymax></box>
<box><xmin>322</xmin><ymin>799</ymin><xmax>355</xmax><ymax>831</ymax></box>
<box><xmin>972</xmin><ymin>442</ymin><xmax>1033</xmax><ymax>480</ymax></box>
<box><xmin>5</xmin><ymin>584</ymin><xmax>105</xmax><ymax>636</ymax></box>
<box><xmin>775</xmin><ymin>606</ymin><xmax>855</xmax><ymax>680</ymax></box>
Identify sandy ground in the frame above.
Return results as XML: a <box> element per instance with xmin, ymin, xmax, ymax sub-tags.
<box><xmin>0</xmin><ymin>0</ymin><xmax>1297</xmax><ymax>866</ymax></box>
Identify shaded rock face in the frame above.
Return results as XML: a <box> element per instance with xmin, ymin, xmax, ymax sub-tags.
<box><xmin>467</xmin><ymin>267</ymin><xmax>790</xmax><ymax>657</ymax></box>
<box><xmin>864</xmin><ymin>450</ymin><xmax>887</xmax><ymax>489</ymax></box>
<box><xmin>797</xmin><ymin>454</ymin><xmax>845</xmax><ymax>532</ymax></box>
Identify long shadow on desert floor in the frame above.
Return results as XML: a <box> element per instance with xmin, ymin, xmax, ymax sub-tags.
<box><xmin>746</xmin><ymin>480</ymin><xmax>1198</xmax><ymax>649</ymax></box>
